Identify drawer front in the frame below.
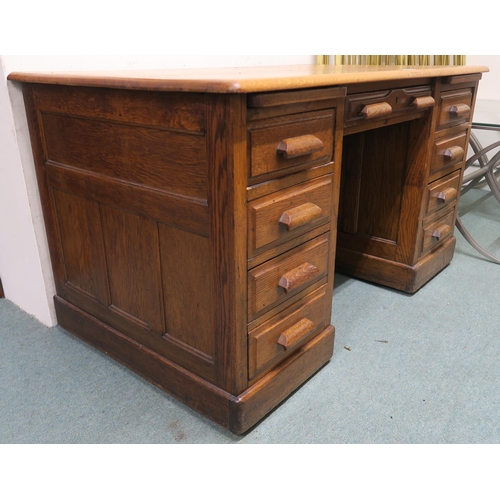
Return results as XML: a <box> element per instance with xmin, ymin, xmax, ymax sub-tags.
<box><xmin>421</xmin><ymin>208</ymin><xmax>456</xmax><ymax>255</ymax></box>
<box><xmin>248</xmin><ymin>109</ymin><xmax>334</xmax><ymax>180</ymax></box>
<box><xmin>425</xmin><ymin>170</ymin><xmax>461</xmax><ymax>216</ymax></box>
<box><xmin>437</xmin><ymin>89</ymin><xmax>473</xmax><ymax>130</ymax></box>
<box><xmin>248</xmin><ymin>175</ymin><xmax>333</xmax><ymax>257</ymax></box>
<box><xmin>248</xmin><ymin>285</ymin><xmax>328</xmax><ymax>380</ymax></box>
<box><xmin>248</xmin><ymin>233</ymin><xmax>330</xmax><ymax>321</ymax></box>
<box><xmin>345</xmin><ymin>86</ymin><xmax>434</xmax><ymax>126</ymax></box>
<box><xmin>431</xmin><ymin>131</ymin><xmax>468</xmax><ymax>175</ymax></box>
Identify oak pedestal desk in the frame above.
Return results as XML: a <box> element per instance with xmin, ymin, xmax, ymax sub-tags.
<box><xmin>9</xmin><ymin>64</ymin><xmax>488</xmax><ymax>434</ymax></box>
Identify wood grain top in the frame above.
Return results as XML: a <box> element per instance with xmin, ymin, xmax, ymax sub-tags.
<box><xmin>8</xmin><ymin>64</ymin><xmax>489</xmax><ymax>93</ymax></box>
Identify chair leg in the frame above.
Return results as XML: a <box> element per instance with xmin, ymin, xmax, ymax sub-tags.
<box><xmin>456</xmin><ymin>131</ymin><xmax>500</xmax><ymax>264</ymax></box>
<box><xmin>455</xmin><ymin>216</ymin><xmax>500</xmax><ymax>264</ymax></box>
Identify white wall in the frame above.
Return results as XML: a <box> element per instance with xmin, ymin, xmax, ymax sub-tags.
<box><xmin>0</xmin><ymin>58</ymin><xmax>57</xmax><ymax>325</ymax></box>
<box><xmin>465</xmin><ymin>56</ymin><xmax>500</xmax><ymax>181</ymax></box>
<box><xmin>467</xmin><ymin>55</ymin><xmax>500</xmax><ymax>101</ymax></box>
<box><xmin>0</xmin><ymin>55</ymin><xmax>315</xmax><ymax>326</ymax></box>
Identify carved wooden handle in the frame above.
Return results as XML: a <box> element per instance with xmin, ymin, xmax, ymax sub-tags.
<box><xmin>449</xmin><ymin>103</ymin><xmax>470</xmax><ymax>117</ymax></box>
<box><xmin>436</xmin><ymin>187</ymin><xmax>458</xmax><ymax>203</ymax></box>
<box><xmin>443</xmin><ymin>146</ymin><xmax>464</xmax><ymax>161</ymax></box>
<box><xmin>279</xmin><ymin>202</ymin><xmax>323</xmax><ymax>230</ymax></box>
<box><xmin>412</xmin><ymin>96</ymin><xmax>436</xmax><ymax>109</ymax></box>
<box><xmin>360</xmin><ymin>102</ymin><xmax>392</xmax><ymax>119</ymax></box>
<box><xmin>428</xmin><ymin>224</ymin><xmax>452</xmax><ymax>240</ymax></box>
<box><xmin>278</xmin><ymin>262</ymin><xmax>319</xmax><ymax>293</ymax></box>
<box><xmin>277</xmin><ymin>318</ymin><xmax>316</xmax><ymax>351</ymax></box>
<box><xmin>277</xmin><ymin>134</ymin><xmax>324</xmax><ymax>159</ymax></box>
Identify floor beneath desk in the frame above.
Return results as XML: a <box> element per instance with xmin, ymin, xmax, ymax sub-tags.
<box><xmin>1</xmin><ymin>187</ymin><xmax>499</xmax><ymax>445</ymax></box>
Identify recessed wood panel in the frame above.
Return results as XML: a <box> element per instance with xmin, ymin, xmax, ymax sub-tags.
<box><xmin>100</xmin><ymin>205</ymin><xmax>163</xmax><ymax>333</ymax></box>
<box><xmin>52</xmin><ymin>189</ymin><xmax>105</xmax><ymax>300</ymax></box>
<box><xmin>159</xmin><ymin>224</ymin><xmax>215</xmax><ymax>358</ymax></box>
<box><xmin>41</xmin><ymin>113</ymin><xmax>208</xmax><ymax>199</ymax></box>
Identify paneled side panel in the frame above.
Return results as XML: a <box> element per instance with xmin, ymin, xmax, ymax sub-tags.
<box><xmin>159</xmin><ymin>224</ymin><xmax>215</xmax><ymax>358</ymax></box>
<box><xmin>100</xmin><ymin>205</ymin><xmax>164</xmax><ymax>333</ymax></box>
<box><xmin>41</xmin><ymin>113</ymin><xmax>208</xmax><ymax>199</ymax></box>
<box><xmin>52</xmin><ymin>189</ymin><xmax>100</xmax><ymax>299</ymax></box>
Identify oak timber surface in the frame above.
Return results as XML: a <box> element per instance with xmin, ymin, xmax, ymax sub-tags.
<box><xmin>8</xmin><ymin>65</ymin><xmax>489</xmax><ymax>93</ymax></box>
<box><xmin>11</xmin><ymin>64</ymin><xmax>487</xmax><ymax>433</ymax></box>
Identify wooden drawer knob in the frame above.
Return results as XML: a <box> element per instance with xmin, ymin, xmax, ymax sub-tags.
<box><xmin>277</xmin><ymin>134</ymin><xmax>324</xmax><ymax>159</ymax></box>
<box><xmin>277</xmin><ymin>318</ymin><xmax>316</xmax><ymax>351</ymax></box>
<box><xmin>449</xmin><ymin>103</ymin><xmax>470</xmax><ymax>117</ymax></box>
<box><xmin>278</xmin><ymin>262</ymin><xmax>319</xmax><ymax>293</ymax></box>
<box><xmin>428</xmin><ymin>224</ymin><xmax>452</xmax><ymax>240</ymax></box>
<box><xmin>436</xmin><ymin>187</ymin><xmax>457</xmax><ymax>203</ymax></box>
<box><xmin>412</xmin><ymin>96</ymin><xmax>436</xmax><ymax>109</ymax></box>
<box><xmin>279</xmin><ymin>202</ymin><xmax>323</xmax><ymax>230</ymax></box>
<box><xmin>443</xmin><ymin>146</ymin><xmax>464</xmax><ymax>161</ymax></box>
<box><xmin>360</xmin><ymin>102</ymin><xmax>392</xmax><ymax>119</ymax></box>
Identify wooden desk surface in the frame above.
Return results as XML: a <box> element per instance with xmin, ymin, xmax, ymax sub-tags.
<box><xmin>8</xmin><ymin>64</ymin><xmax>489</xmax><ymax>93</ymax></box>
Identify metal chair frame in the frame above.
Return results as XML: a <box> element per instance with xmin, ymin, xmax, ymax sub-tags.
<box><xmin>455</xmin><ymin>127</ymin><xmax>500</xmax><ymax>263</ymax></box>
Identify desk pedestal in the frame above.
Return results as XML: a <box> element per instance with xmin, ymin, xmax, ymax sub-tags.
<box><xmin>337</xmin><ymin>75</ymin><xmax>480</xmax><ymax>292</ymax></box>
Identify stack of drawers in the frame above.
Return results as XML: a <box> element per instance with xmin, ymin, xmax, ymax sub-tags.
<box><xmin>244</xmin><ymin>87</ymin><xmax>345</xmax><ymax>382</ymax></box>
<box><xmin>421</xmin><ymin>80</ymin><xmax>476</xmax><ymax>256</ymax></box>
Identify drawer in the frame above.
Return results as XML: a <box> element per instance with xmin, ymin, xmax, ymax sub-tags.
<box><xmin>431</xmin><ymin>131</ymin><xmax>468</xmax><ymax>175</ymax></box>
<box><xmin>420</xmin><ymin>207</ymin><xmax>456</xmax><ymax>255</ymax></box>
<box><xmin>248</xmin><ymin>109</ymin><xmax>335</xmax><ymax>180</ymax></box>
<box><xmin>425</xmin><ymin>170</ymin><xmax>461</xmax><ymax>216</ymax></box>
<box><xmin>247</xmin><ymin>175</ymin><xmax>333</xmax><ymax>257</ymax></box>
<box><xmin>248</xmin><ymin>285</ymin><xmax>328</xmax><ymax>380</ymax></box>
<box><xmin>248</xmin><ymin>233</ymin><xmax>330</xmax><ymax>321</ymax></box>
<box><xmin>437</xmin><ymin>89</ymin><xmax>473</xmax><ymax>130</ymax></box>
<box><xmin>345</xmin><ymin>86</ymin><xmax>434</xmax><ymax>126</ymax></box>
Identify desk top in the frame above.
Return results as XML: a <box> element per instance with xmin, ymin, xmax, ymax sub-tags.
<box><xmin>8</xmin><ymin>64</ymin><xmax>489</xmax><ymax>93</ymax></box>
